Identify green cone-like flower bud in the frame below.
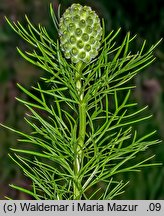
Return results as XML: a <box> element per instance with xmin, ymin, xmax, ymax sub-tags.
<box><xmin>59</xmin><ymin>4</ymin><xmax>102</xmax><ymax>64</ymax></box>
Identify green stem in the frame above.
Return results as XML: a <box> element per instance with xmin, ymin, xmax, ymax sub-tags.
<box><xmin>73</xmin><ymin>62</ymin><xmax>86</xmax><ymax>199</ymax></box>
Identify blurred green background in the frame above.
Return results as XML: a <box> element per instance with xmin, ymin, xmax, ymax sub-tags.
<box><xmin>0</xmin><ymin>0</ymin><xmax>163</xmax><ymax>199</ymax></box>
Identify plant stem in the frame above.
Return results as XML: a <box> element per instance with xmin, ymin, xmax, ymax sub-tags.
<box><xmin>73</xmin><ymin>62</ymin><xmax>86</xmax><ymax>199</ymax></box>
